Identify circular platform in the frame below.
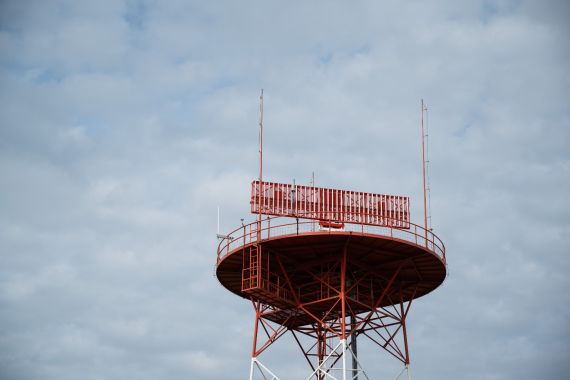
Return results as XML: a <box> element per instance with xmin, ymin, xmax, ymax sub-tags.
<box><xmin>216</xmin><ymin>217</ymin><xmax>446</xmax><ymax>327</ymax></box>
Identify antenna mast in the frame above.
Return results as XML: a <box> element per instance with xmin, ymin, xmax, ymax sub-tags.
<box><xmin>258</xmin><ymin>89</ymin><xmax>264</xmax><ymax>229</ymax></box>
<box><xmin>425</xmin><ymin>105</ymin><xmax>432</xmax><ymax>231</ymax></box>
<box><xmin>421</xmin><ymin>99</ymin><xmax>428</xmax><ymax>238</ymax></box>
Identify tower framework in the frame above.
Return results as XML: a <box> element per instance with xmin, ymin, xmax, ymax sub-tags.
<box><xmin>215</xmin><ymin>95</ymin><xmax>445</xmax><ymax>378</ymax></box>
<box><xmin>216</xmin><ymin>182</ymin><xmax>446</xmax><ymax>379</ymax></box>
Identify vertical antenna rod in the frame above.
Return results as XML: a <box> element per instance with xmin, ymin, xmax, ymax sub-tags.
<box><xmin>258</xmin><ymin>89</ymin><xmax>264</xmax><ymax>229</ymax></box>
<box><xmin>425</xmin><ymin>105</ymin><xmax>432</xmax><ymax>231</ymax></box>
<box><xmin>421</xmin><ymin>99</ymin><xmax>428</xmax><ymax>239</ymax></box>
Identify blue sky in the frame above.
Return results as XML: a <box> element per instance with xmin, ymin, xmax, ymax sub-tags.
<box><xmin>0</xmin><ymin>1</ymin><xmax>569</xmax><ymax>379</ymax></box>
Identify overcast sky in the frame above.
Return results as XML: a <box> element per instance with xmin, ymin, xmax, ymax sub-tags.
<box><xmin>1</xmin><ymin>1</ymin><xmax>569</xmax><ymax>379</ymax></box>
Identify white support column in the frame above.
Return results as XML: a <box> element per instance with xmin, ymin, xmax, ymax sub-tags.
<box><xmin>250</xmin><ymin>357</ymin><xmax>281</xmax><ymax>380</ymax></box>
<box><xmin>249</xmin><ymin>357</ymin><xmax>255</xmax><ymax>380</ymax></box>
<box><xmin>341</xmin><ymin>339</ymin><xmax>347</xmax><ymax>380</ymax></box>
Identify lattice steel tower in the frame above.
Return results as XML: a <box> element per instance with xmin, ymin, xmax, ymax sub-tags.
<box><xmin>215</xmin><ymin>93</ymin><xmax>446</xmax><ymax>379</ymax></box>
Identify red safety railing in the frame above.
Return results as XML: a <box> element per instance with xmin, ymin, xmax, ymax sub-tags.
<box><xmin>216</xmin><ymin>213</ymin><xmax>446</xmax><ymax>266</ymax></box>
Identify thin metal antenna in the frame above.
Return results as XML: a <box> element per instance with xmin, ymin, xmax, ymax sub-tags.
<box><xmin>420</xmin><ymin>99</ymin><xmax>428</xmax><ymax>239</ymax></box>
<box><xmin>425</xmin><ymin>105</ymin><xmax>432</xmax><ymax>231</ymax></box>
<box><xmin>216</xmin><ymin>206</ymin><xmax>232</xmax><ymax>240</ymax></box>
<box><xmin>257</xmin><ymin>89</ymin><xmax>264</xmax><ymax>240</ymax></box>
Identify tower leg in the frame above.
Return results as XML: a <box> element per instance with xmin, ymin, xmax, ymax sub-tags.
<box><xmin>247</xmin><ymin>300</ymin><xmax>285</xmax><ymax>379</ymax></box>
<box><xmin>249</xmin><ymin>358</ymin><xmax>255</xmax><ymax>380</ymax></box>
<box><xmin>341</xmin><ymin>245</ymin><xmax>347</xmax><ymax>380</ymax></box>
<box><xmin>400</xmin><ymin>293</ymin><xmax>411</xmax><ymax>367</ymax></box>
<box><xmin>342</xmin><ymin>339</ymin><xmax>347</xmax><ymax>380</ymax></box>
<box><xmin>350</xmin><ymin>314</ymin><xmax>358</xmax><ymax>380</ymax></box>
<box><xmin>317</xmin><ymin>325</ymin><xmax>326</xmax><ymax>380</ymax></box>
<box><xmin>251</xmin><ymin>302</ymin><xmax>260</xmax><ymax>360</ymax></box>
<box><xmin>400</xmin><ymin>291</ymin><xmax>412</xmax><ymax>380</ymax></box>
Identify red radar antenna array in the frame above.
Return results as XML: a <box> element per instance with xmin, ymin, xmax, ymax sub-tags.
<box><xmin>215</xmin><ymin>93</ymin><xmax>447</xmax><ymax>379</ymax></box>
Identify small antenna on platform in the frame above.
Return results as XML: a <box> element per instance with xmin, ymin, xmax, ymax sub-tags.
<box><xmin>421</xmin><ymin>99</ymin><xmax>428</xmax><ymax>237</ymax></box>
<box><xmin>425</xmin><ymin>105</ymin><xmax>433</xmax><ymax>231</ymax></box>
<box><xmin>216</xmin><ymin>206</ymin><xmax>232</xmax><ymax>240</ymax></box>
<box><xmin>258</xmin><ymin>89</ymin><xmax>264</xmax><ymax>228</ymax></box>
